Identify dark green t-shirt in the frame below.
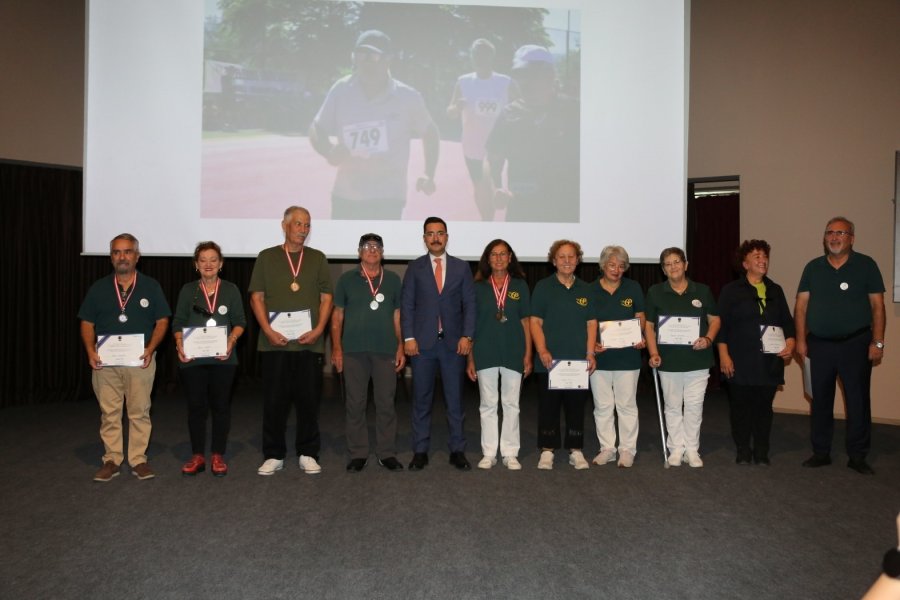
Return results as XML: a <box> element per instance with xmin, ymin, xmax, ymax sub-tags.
<box><xmin>530</xmin><ymin>275</ymin><xmax>594</xmax><ymax>373</ymax></box>
<box><xmin>645</xmin><ymin>278</ymin><xmax>717</xmax><ymax>372</ymax></box>
<box><xmin>472</xmin><ymin>277</ymin><xmax>531</xmax><ymax>372</ymax></box>
<box><xmin>172</xmin><ymin>279</ymin><xmax>247</xmax><ymax>367</ymax></box>
<box><xmin>593</xmin><ymin>277</ymin><xmax>645</xmax><ymax>371</ymax></box>
<box><xmin>797</xmin><ymin>251</ymin><xmax>884</xmax><ymax>338</ymax></box>
<box><xmin>248</xmin><ymin>244</ymin><xmax>332</xmax><ymax>353</ymax></box>
<box><xmin>333</xmin><ymin>266</ymin><xmax>401</xmax><ymax>355</ymax></box>
<box><xmin>78</xmin><ymin>272</ymin><xmax>171</xmax><ymax>343</ymax></box>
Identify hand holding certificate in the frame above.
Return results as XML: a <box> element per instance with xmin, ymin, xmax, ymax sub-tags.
<box><xmin>599</xmin><ymin>318</ymin><xmax>642</xmax><ymax>349</ymax></box>
<box><xmin>548</xmin><ymin>360</ymin><xmax>590</xmax><ymax>390</ymax></box>
<box><xmin>657</xmin><ymin>315</ymin><xmax>701</xmax><ymax>346</ymax></box>
<box><xmin>183</xmin><ymin>326</ymin><xmax>228</xmax><ymax>359</ymax></box>
<box><xmin>269</xmin><ymin>309</ymin><xmax>312</xmax><ymax>341</ymax></box>
<box><xmin>760</xmin><ymin>325</ymin><xmax>786</xmax><ymax>354</ymax></box>
<box><xmin>97</xmin><ymin>333</ymin><xmax>145</xmax><ymax>367</ymax></box>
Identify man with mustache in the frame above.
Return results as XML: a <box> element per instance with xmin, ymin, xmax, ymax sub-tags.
<box><xmin>78</xmin><ymin>233</ymin><xmax>170</xmax><ymax>482</ymax></box>
<box><xmin>794</xmin><ymin>216</ymin><xmax>885</xmax><ymax>475</ymax></box>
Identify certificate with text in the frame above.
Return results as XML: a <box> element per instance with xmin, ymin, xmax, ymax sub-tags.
<box><xmin>599</xmin><ymin>318</ymin><xmax>642</xmax><ymax>349</ymax></box>
<box><xmin>97</xmin><ymin>333</ymin><xmax>145</xmax><ymax>367</ymax></box>
<box><xmin>269</xmin><ymin>309</ymin><xmax>312</xmax><ymax>340</ymax></box>
<box><xmin>183</xmin><ymin>326</ymin><xmax>228</xmax><ymax>359</ymax></box>
<box><xmin>657</xmin><ymin>315</ymin><xmax>701</xmax><ymax>346</ymax></box>
<box><xmin>760</xmin><ymin>325</ymin><xmax>786</xmax><ymax>354</ymax></box>
<box><xmin>548</xmin><ymin>360</ymin><xmax>590</xmax><ymax>390</ymax></box>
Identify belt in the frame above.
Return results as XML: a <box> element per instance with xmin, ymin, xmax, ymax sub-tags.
<box><xmin>811</xmin><ymin>326</ymin><xmax>870</xmax><ymax>342</ymax></box>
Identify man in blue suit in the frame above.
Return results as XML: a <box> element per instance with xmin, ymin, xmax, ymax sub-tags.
<box><xmin>402</xmin><ymin>217</ymin><xmax>477</xmax><ymax>470</ymax></box>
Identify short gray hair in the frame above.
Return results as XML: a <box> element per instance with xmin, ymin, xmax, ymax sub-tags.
<box><xmin>283</xmin><ymin>205</ymin><xmax>310</xmax><ymax>222</ymax></box>
<box><xmin>110</xmin><ymin>233</ymin><xmax>139</xmax><ymax>254</ymax></box>
<box><xmin>599</xmin><ymin>245</ymin><xmax>629</xmax><ymax>271</ymax></box>
<box><xmin>825</xmin><ymin>216</ymin><xmax>854</xmax><ymax>235</ymax></box>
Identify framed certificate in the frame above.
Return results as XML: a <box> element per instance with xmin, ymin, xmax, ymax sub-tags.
<box><xmin>269</xmin><ymin>309</ymin><xmax>312</xmax><ymax>340</ymax></box>
<box><xmin>760</xmin><ymin>325</ymin><xmax>786</xmax><ymax>354</ymax></box>
<box><xmin>97</xmin><ymin>333</ymin><xmax>145</xmax><ymax>367</ymax></box>
<box><xmin>657</xmin><ymin>315</ymin><xmax>701</xmax><ymax>346</ymax></box>
<box><xmin>599</xmin><ymin>318</ymin><xmax>642</xmax><ymax>349</ymax></box>
<box><xmin>183</xmin><ymin>326</ymin><xmax>228</xmax><ymax>359</ymax></box>
<box><xmin>548</xmin><ymin>360</ymin><xmax>590</xmax><ymax>390</ymax></box>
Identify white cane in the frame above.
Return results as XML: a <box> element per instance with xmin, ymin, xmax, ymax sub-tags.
<box><xmin>652</xmin><ymin>367</ymin><xmax>669</xmax><ymax>468</ymax></box>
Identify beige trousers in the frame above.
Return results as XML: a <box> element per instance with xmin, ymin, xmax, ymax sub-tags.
<box><xmin>92</xmin><ymin>355</ymin><xmax>156</xmax><ymax>466</ymax></box>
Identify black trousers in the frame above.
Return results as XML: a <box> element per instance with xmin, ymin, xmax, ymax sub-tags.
<box><xmin>807</xmin><ymin>331</ymin><xmax>873</xmax><ymax>459</ymax></box>
<box><xmin>726</xmin><ymin>383</ymin><xmax>776</xmax><ymax>458</ymax></box>
<box><xmin>180</xmin><ymin>364</ymin><xmax>237</xmax><ymax>455</ymax></box>
<box><xmin>535</xmin><ymin>373</ymin><xmax>589</xmax><ymax>450</ymax></box>
<box><xmin>261</xmin><ymin>351</ymin><xmax>323</xmax><ymax>460</ymax></box>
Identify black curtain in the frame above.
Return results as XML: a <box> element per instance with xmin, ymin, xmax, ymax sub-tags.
<box><xmin>0</xmin><ymin>161</ymin><xmax>665</xmax><ymax>408</ymax></box>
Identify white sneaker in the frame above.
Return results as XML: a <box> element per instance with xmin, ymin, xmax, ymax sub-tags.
<box><xmin>502</xmin><ymin>456</ymin><xmax>522</xmax><ymax>470</ymax></box>
<box><xmin>617</xmin><ymin>450</ymin><xmax>635</xmax><ymax>468</ymax></box>
<box><xmin>299</xmin><ymin>455</ymin><xmax>322</xmax><ymax>474</ymax></box>
<box><xmin>537</xmin><ymin>450</ymin><xmax>554</xmax><ymax>470</ymax></box>
<box><xmin>569</xmin><ymin>450</ymin><xmax>590</xmax><ymax>470</ymax></box>
<box><xmin>667</xmin><ymin>449</ymin><xmax>683</xmax><ymax>467</ymax></box>
<box><xmin>478</xmin><ymin>456</ymin><xmax>497</xmax><ymax>469</ymax></box>
<box><xmin>592</xmin><ymin>448</ymin><xmax>617</xmax><ymax>465</ymax></box>
<box><xmin>257</xmin><ymin>458</ymin><xmax>284</xmax><ymax>476</ymax></box>
<box><xmin>685</xmin><ymin>450</ymin><xmax>704</xmax><ymax>468</ymax></box>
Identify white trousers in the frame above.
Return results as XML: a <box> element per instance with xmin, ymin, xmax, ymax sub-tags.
<box><xmin>658</xmin><ymin>369</ymin><xmax>709</xmax><ymax>453</ymax></box>
<box><xmin>477</xmin><ymin>367</ymin><xmax>522</xmax><ymax>457</ymax></box>
<box><xmin>589</xmin><ymin>369</ymin><xmax>640</xmax><ymax>455</ymax></box>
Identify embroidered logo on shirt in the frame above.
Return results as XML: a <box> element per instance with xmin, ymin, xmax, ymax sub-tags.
<box><xmin>621</xmin><ymin>298</ymin><xmax>633</xmax><ymax>308</ymax></box>
<box><xmin>508</xmin><ymin>291</ymin><xmax>520</xmax><ymax>300</ymax></box>
<box><xmin>576</xmin><ymin>297</ymin><xmax>588</xmax><ymax>307</ymax></box>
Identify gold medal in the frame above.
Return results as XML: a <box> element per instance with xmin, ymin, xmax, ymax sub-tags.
<box><xmin>290</xmin><ymin>281</ymin><xmax>300</xmax><ymax>292</ymax></box>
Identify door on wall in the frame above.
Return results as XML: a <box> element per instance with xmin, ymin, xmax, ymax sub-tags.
<box><xmin>686</xmin><ymin>177</ymin><xmax>740</xmax><ymax>299</ymax></box>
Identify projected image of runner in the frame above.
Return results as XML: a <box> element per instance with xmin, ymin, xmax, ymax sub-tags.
<box><xmin>200</xmin><ymin>1</ymin><xmax>581</xmax><ymax>223</ymax></box>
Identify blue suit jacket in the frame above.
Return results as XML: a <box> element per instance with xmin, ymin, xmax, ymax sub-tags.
<box><xmin>401</xmin><ymin>254</ymin><xmax>476</xmax><ymax>351</ymax></box>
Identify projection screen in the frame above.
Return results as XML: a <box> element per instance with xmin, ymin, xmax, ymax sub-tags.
<box><xmin>84</xmin><ymin>0</ymin><xmax>688</xmax><ymax>261</ymax></box>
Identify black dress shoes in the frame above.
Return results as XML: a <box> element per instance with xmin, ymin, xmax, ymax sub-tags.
<box><xmin>735</xmin><ymin>449</ymin><xmax>752</xmax><ymax>465</ymax></box>
<box><xmin>378</xmin><ymin>457</ymin><xmax>404</xmax><ymax>471</ymax></box>
<box><xmin>753</xmin><ymin>455</ymin><xmax>770</xmax><ymax>466</ymax></box>
<box><xmin>346</xmin><ymin>458</ymin><xmax>367</xmax><ymax>473</ymax></box>
<box><xmin>449</xmin><ymin>452</ymin><xmax>471</xmax><ymax>471</ymax></box>
<box><xmin>801</xmin><ymin>454</ymin><xmax>832</xmax><ymax>468</ymax></box>
<box><xmin>408</xmin><ymin>453</ymin><xmax>429</xmax><ymax>471</ymax></box>
<box><xmin>847</xmin><ymin>458</ymin><xmax>875</xmax><ymax>475</ymax></box>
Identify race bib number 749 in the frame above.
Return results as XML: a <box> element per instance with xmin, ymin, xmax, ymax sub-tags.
<box><xmin>342</xmin><ymin>120</ymin><xmax>389</xmax><ymax>157</ymax></box>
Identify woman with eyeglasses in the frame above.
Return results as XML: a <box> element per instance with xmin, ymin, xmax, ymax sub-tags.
<box><xmin>466</xmin><ymin>239</ymin><xmax>532</xmax><ymax>470</ymax></box>
<box><xmin>589</xmin><ymin>245</ymin><xmax>646</xmax><ymax>468</ymax></box>
<box><xmin>173</xmin><ymin>241</ymin><xmax>246</xmax><ymax>477</ymax></box>
<box><xmin>645</xmin><ymin>247</ymin><xmax>720</xmax><ymax>468</ymax></box>
<box><xmin>716</xmin><ymin>240</ymin><xmax>795</xmax><ymax>466</ymax></box>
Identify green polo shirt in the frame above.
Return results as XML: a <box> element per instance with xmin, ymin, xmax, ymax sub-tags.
<box><xmin>333</xmin><ymin>266</ymin><xmax>401</xmax><ymax>355</ymax></box>
<box><xmin>593</xmin><ymin>277</ymin><xmax>645</xmax><ymax>371</ymax></box>
<box><xmin>645</xmin><ymin>278</ymin><xmax>717</xmax><ymax>372</ymax></box>
<box><xmin>797</xmin><ymin>251</ymin><xmax>884</xmax><ymax>338</ymax></box>
<box><xmin>172</xmin><ymin>279</ymin><xmax>247</xmax><ymax>367</ymax></box>
<box><xmin>472</xmin><ymin>277</ymin><xmax>531</xmax><ymax>372</ymax></box>
<box><xmin>531</xmin><ymin>275</ymin><xmax>594</xmax><ymax>373</ymax></box>
<box><xmin>249</xmin><ymin>244</ymin><xmax>332</xmax><ymax>353</ymax></box>
<box><xmin>78</xmin><ymin>272</ymin><xmax>171</xmax><ymax>343</ymax></box>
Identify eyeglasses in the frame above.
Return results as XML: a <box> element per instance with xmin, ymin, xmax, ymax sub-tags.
<box><xmin>424</xmin><ymin>231</ymin><xmax>446</xmax><ymax>239</ymax></box>
<box><xmin>663</xmin><ymin>259</ymin><xmax>683</xmax><ymax>268</ymax></box>
<box><xmin>605</xmin><ymin>263</ymin><xmax>625</xmax><ymax>271</ymax></box>
<box><xmin>824</xmin><ymin>230</ymin><xmax>852</xmax><ymax>237</ymax></box>
<box><xmin>360</xmin><ymin>243</ymin><xmax>383</xmax><ymax>252</ymax></box>
<box><xmin>490</xmin><ymin>252</ymin><xmax>509</xmax><ymax>258</ymax></box>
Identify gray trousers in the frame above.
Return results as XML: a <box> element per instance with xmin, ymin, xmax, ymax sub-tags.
<box><xmin>343</xmin><ymin>352</ymin><xmax>398</xmax><ymax>459</ymax></box>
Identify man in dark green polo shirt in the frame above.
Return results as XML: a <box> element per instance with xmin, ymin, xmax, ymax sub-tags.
<box><xmin>795</xmin><ymin>216</ymin><xmax>885</xmax><ymax>475</ymax></box>
<box><xmin>331</xmin><ymin>233</ymin><xmax>406</xmax><ymax>472</ymax></box>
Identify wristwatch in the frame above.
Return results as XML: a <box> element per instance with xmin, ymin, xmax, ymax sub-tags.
<box><xmin>873</xmin><ymin>340</ymin><xmax>885</xmax><ymax>350</ymax></box>
<box><xmin>883</xmin><ymin>547</ymin><xmax>900</xmax><ymax>578</ymax></box>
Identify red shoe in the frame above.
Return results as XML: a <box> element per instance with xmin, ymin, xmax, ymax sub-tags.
<box><xmin>211</xmin><ymin>453</ymin><xmax>228</xmax><ymax>477</ymax></box>
<box><xmin>182</xmin><ymin>454</ymin><xmax>206</xmax><ymax>476</ymax></box>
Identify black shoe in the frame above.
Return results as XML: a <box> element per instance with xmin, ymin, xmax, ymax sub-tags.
<box><xmin>378</xmin><ymin>457</ymin><xmax>404</xmax><ymax>471</ymax></box>
<box><xmin>753</xmin><ymin>455</ymin><xmax>770</xmax><ymax>467</ymax></box>
<box><xmin>346</xmin><ymin>458</ymin><xmax>367</xmax><ymax>473</ymax></box>
<box><xmin>801</xmin><ymin>454</ymin><xmax>831</xmax><ymax>468</ymax></box>
<box><xmin>449</xmin><ymin>452</ymin><xmax>471</xmax><ymax>471</ymax></box>
<box><xmin>736</xmin><ymin>449</ymin><xmax>752</xmax><ymax>465</ymax></box>
<box><xmin>408</xmin><ymin>453</ymin><xmax>428</xmax><ymax>471</ymax></box>
<box><xmin>847</xmin><ymin>458</ymin><xmax>874</xmax><ymax>475</ymax></box>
